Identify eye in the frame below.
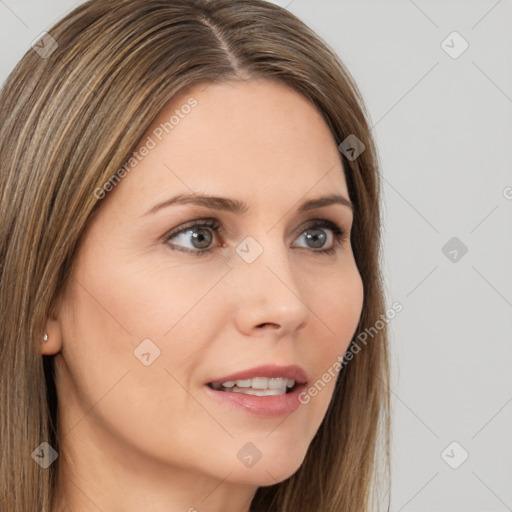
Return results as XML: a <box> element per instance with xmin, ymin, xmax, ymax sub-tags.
<box><xmin>163</xmin><ymin>219</ymin><xmax>222</xmax><ymax>256</ymax></box>
<box><xmin>163</xmin><ymin>218</ymin><xmax>348</xmax><ymax>256</ymax></box>
<box><xmin>292</xmin><ymin>219</ymin><xmax>348</xmax><ymax>255</ymax></box>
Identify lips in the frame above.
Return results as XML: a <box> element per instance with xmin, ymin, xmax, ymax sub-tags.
<box><xmin>204</xmin><ymin>364</ymin><xmax>309</xmax><ymax>417</ymax></box>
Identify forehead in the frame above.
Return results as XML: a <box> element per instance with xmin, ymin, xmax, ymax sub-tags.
<box><xmin>109</xmin><ymin>78</ymin><xmax>349</xmax><ymax>212</ymax></box>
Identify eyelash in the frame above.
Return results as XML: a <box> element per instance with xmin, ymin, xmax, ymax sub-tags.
<box><xmin>163</xmin><ymin>218</ymin><xmax>349</xmax><ymax>257</ymax></box>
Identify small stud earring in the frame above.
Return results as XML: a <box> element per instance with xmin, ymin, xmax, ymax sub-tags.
<box><xmin>43</xmin><ymin>333</ymin><xmax>48</xmax><ymax>342</ymax></box>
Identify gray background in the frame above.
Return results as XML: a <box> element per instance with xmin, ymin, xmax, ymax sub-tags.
<box><xmin>1</xmin><ymin>1</ymin><xmax>511</xmax><ymax>511</ymax></box>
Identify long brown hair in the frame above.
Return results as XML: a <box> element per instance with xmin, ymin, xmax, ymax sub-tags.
<box><xmin>0</xmin><ymin>1</ymin><xmax>391</xmax><ymax>510</ymax></box>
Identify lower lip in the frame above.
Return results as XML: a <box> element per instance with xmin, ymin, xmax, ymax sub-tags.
<box><xmin>203</xmin><ymin>383</ymin><xmax>307</xmax><ymax>417</ymax></box>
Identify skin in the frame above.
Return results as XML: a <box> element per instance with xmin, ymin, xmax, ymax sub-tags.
<box><xmin>43</xmin><ymin>78</ymin><xmax>364</xmax><ymax>512</ymax></box>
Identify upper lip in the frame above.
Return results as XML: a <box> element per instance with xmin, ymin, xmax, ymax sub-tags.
<box><xmin>207</xmin><ymin>364</ymin><xmax>308</xmax><ymax>385</ymax></box>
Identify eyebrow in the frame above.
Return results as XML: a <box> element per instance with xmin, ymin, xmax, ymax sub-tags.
<box><xmin>143</xmin><ymin>192</ymin><xmax>353</xmax><ymax>216</ymax></box>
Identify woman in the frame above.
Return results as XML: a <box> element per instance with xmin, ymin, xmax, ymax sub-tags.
<box><xmin>0</xmin><ymin>0</ymin><xmax>391</xmax><ymax>510</ymax></box>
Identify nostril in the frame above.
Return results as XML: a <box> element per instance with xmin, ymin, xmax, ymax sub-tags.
<box><xmin>257</xmin><ymin>322</ymin><xmax>279</xmax><ymax>329</ymax></box>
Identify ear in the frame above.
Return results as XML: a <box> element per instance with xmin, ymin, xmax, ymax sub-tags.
<box><xmin>40</xmin><ymin>296</ymin><xmax>64</xmax><ymax>356</ymax></box>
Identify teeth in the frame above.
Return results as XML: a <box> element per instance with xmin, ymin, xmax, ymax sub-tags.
<box><xmin>209</xmin><ymin>377</ymin><xmax>296</xmax><ymax>394</ymax></box>
<box><xmin>251</xmin><ymin>377</ymin><xmax>268</xmax><ymax>389</ymax></box>
<box><xmin>232</xmin><ymin>377</ymin><xmax>295</xmax><ymax>389</ymax></box>
<box><xmin>231</xmin><ymin>387</ymin><xmax>286</xmax><ymax>396</ymax></box>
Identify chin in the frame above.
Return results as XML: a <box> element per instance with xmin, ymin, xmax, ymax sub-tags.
<box><xmin>225</xmin><ymin>449</ymin><xmax>307</xmax><ymax>486</ymax></box>
<box><xmin>231</xmin><ymin>464</ymin><xmax>303</xmax><ymax>487</ymax></box>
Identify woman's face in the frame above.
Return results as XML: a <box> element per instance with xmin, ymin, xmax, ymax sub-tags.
<box><xmin>50</xmin><ymin>78</ymin><xmax>363</xmax><ymax>493</ymax></box>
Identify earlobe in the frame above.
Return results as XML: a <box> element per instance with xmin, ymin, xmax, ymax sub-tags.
<box><xmin>41</xmin><ymin>326</ymin><xmax>62</xmax><ymax>356</ymax></box>
<box><xmin>40</xmin><ymin>305</ymin><xmax>64</xmax><ymax>355</ymax></box>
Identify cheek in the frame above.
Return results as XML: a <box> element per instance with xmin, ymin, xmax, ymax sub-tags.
<box><xmin>59</xmin><ymin>244</ymin><xmax>230</xmax><ymax>409</ymax></box>
<box><xmin>300</xmin><ymin>265</ymin><xmax>363</xmax><ymax>414</ymax></box>
<box><xmin>87</xmin><ymin>252</ymin><xmax>231</xmax><ymax>339</ymax></box>
<box><xmin>311</xmin><ymin>262</ymin><xmax>364</xmax><ymax>353</ymax></box>
<box><xmin>56</xmin><ymin>262</ymin><xmax>221</xmax><ymax>465</ymax></box>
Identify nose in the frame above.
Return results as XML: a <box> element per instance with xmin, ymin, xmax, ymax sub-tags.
<box><xmin>228</xmin><ymin>235</ymin><xmax>310</xmax><ymax>338</ymax></box>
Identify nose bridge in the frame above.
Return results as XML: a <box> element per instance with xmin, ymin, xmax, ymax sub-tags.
<box><xmin>237</xmin><ymin>227</ymin><xmax>294</xmax><ymax>288</ymax></box>
<box><xmin>229</xmin><ymin>228</ymin><xmax>309</xmax><ymax>331</ymax></box>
